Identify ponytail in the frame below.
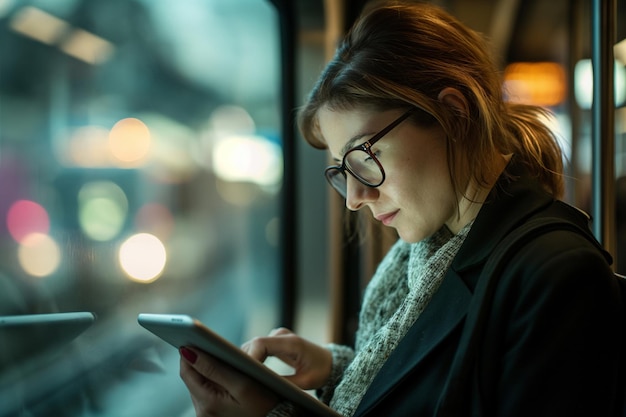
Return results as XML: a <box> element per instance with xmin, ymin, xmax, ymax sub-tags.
<box><xmin>505</xmin><ymin>104</ymin><xmax>564</xmax><ymax>197</ymax></box>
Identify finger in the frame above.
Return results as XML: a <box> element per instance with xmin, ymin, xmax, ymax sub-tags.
<box><xmin>242</xmin><ymin>333</ymin><xmax>303</xmax><ymax>367</ymax></box>
<box><xmin>180</xmin><ymin>346</ymin><xmax>246</xmax><ymax>396</ymax></box>
<box><xmin>268</xmin><ymin>327</ymin><xmax>292</xmax><ymax>337</ymax></box>
<box><xmin>180</xmin><ymin>355</ymin><xmax>243</xmax><ymax>417</ymax></box>
<box><xmin>180</xmin><ymin>353</ymin><xmax>224</xmax><ymax>412</ymax></box>
<box><xmin>241</xmin><ymin>327</ymin><xmax>293</xmax><ymax>359</ymax></box>
<box><xmin>180</xmin><ymin>354</ymin><xmax>204</xmax><ymax>388</ymax></box>
<box><xmin>180</xmin><ymin>349</ymin><xmax>222</xmax><ymax>394</ymax></box>
<box><xmin>250</xmin><ymin>336</ymin><xmax>332</xmax><ymax>390</ymax></box>
<box><xmin>180</xmin><ymin>346</ymin><xmax>280</xmax><ymax>416</ymax></box>
<box><xmin>241</xmin><ymin>336</ymin><xmax>270</xmax><ymax>362</ymax></box>
<box><xmin>241</xmin><ymin>332</ymin><xmax>296</xmax><ymax>363</ymax></box>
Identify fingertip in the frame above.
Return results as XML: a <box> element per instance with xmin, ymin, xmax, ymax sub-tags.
<box><xmin>180</xmin><ymin>346</ymin><xmax>198</xmax><ymax>364</ymax></box>
<box><xmin>245</xmin><ymin>342</ymin><xmax>266</xmax><ymax>362</ymax></box>
<box><xmin>269</xmin><ymin>327</ymin><xmax>290</xmax><ymax>336</ymax></box>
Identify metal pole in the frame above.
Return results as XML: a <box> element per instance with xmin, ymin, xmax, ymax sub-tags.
<box><xmin>591</xmin><ymin>0</ymin><xmax>616</xmax><ymax>262</ymax></box>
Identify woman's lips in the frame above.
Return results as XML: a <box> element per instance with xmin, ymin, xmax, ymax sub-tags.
<box><xmin>375</xmin><ymin>210</ymin><xmax>399</xmax><ymax>226</ymax></box>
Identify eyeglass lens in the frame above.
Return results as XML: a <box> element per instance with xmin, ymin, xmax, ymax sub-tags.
<box><xmin>325</xmin><ymin>168</ymin><xmax>348</xmax><ymax>197</ymax></box>
<box><xmin>345</xmin><ymin>149</ymin><xmax>384</xmax><ymax>185</ymax></box>
<box><xmin>325</xmin><ymin>148</ymin><xmax>384</xmax><ymax>197</ymax></box>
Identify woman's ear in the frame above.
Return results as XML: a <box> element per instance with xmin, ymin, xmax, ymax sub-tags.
<box><xmin>437</xmin><ymin>87</ymin><xmax>469</xmax><ymax>116</ymax></box>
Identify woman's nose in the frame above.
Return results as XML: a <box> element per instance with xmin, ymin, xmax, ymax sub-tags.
<box><xmin>345</xmin><ymin>176</ymin><xmax>377</xmax><ymax>211</ymax></box>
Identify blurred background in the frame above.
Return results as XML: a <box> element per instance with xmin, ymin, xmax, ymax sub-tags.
<box><xmin>0</xmin><ymin>0</ymin><xmax>624</xmax><ymax>416</ymax></box>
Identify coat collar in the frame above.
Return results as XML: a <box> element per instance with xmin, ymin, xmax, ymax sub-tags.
<box><xmin>451</xmin><ymin>163</ymin><xmax>555</xmax><ymax>273</ymax></box>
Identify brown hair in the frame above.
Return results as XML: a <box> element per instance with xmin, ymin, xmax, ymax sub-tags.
<box><xmin>297</xmin><ymin>0</ymin><xmax>564</xmax><ymax>198</ymax></box>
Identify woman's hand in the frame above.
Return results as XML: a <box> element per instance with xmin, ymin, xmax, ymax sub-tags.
<box><xmin>241</xmin><ymin>328</ymin><xmax>332</xmax><ymax>390</ymax></box>
<box><xmin>179</xmin><ymin>346</ymin><xmax>279</xmax><ymax>417</ymax></box>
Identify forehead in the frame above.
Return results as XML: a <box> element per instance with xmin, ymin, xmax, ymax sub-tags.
<box><xmin>317</xmin><ymin>106</ymin><xmax>381</xmax><ymax>157</ymax></box>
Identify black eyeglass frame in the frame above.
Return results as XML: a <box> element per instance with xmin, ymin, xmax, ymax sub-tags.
<box><xmin>324</xmin><ymin>108</ymin><xmax>414</xmax><ymax>197</ymax></box>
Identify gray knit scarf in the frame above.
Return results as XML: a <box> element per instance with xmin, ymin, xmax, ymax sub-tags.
<box><xmin>329</xmin><ymin>223</ymin><xmax>472</xmax><ymax>416</ymax></box>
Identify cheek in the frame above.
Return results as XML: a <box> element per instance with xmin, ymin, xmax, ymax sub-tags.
<box><xmin>392</xmin><ymin>143</ymin><xmax>456</xmax><ymax>214</ymax></box>
<box><xmin>397</xmin><ymin>144</ymin><xmax>451</xmax><ymax>195</ymax></box>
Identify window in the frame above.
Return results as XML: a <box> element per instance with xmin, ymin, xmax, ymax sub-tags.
<box><xmin>0</xmin><ymin>1</ymin><xmax>282</xmax><ymax>415</ymax></box>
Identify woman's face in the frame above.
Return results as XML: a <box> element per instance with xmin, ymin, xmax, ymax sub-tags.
<box><xmin>318</xmin><ymin>106</ymin><xmax>459</xmax><ymax>243</ymax></box>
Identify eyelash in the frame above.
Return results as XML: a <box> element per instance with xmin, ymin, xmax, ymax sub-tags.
<box><xmin>364</xmin><ymin>150</ymin><xmax>380</xmax><ymax>162</ymax></box>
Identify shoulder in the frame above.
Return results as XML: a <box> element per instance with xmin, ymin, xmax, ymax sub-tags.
<box><xmin>489</xmin><ymin>197</ymin><xmax>614</xmax><ymax>292</ymax></box>
<box><xmin>494</xmin><ymin>228</ymin><xmax>619</xmax><ymax>317</ymax></box>
<box><xmin>470</xmin><ymin>226</ymin><xmax>624</xmax><ymax>417</ymax></box>
<box><xmin>509</xmin><ymin>224</ymin><xmax>612</xmax><ymax>282</ymax></box>
<box><xmin>514</xmin><ymin>226</ymin><xmax>609</xmax><ymax>268</ymax></box>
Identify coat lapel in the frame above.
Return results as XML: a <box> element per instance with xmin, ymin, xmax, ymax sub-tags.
<box><xmin>353</xmin><ymin>269</ymin><xmax>472</xmax><ymax>416</ymax></box>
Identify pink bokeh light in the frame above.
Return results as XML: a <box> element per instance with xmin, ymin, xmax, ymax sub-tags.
<box><xmin>6</xmin><ymin>200</ymin><xmax>50</xmax><ymax>243</ymax></box>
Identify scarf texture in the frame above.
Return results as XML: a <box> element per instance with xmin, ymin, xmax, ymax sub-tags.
<box><xmin>267</xmin><ymin>223</ymin><xmax>472</xmax><ymax>417</ymax></box>
<box><xmin>330</xmin><ymin>223</ymin><xmax>472</xmax><ymax>416</ymax></box>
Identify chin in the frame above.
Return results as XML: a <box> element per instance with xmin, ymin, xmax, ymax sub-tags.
<box><xmin>397</xmin><ymin>224</ymin><xmax>439</xmax><ymax>243</ymax></box>
<box><xmin>397</xmin><ymin>230</ymin><xmax>427</xmax><ymax>244</ymax></box>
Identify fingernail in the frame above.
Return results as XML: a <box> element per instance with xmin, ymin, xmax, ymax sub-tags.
<box><xmin>180</xmin><ymin>347</ymin><xmax>197</xmax><ymax>364</ymax></box>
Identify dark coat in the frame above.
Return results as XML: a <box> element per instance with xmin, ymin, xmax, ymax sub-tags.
<box><xmin>353</xmin><ymin>170</ymin><xmax>624</xmax><ymax>417</ymax></box>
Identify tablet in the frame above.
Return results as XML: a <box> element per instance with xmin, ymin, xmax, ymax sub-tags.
<box><xmin>138</xmin><ymin>313</ymin><xmax>342</xmax><ymax>417</ymax></box>
<box><xmin>0</xmin><ymin>311</ymin><xmax>96</xmax><ymax>369</ymax></box>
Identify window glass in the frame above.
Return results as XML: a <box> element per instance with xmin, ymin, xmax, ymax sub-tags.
<box><xmin>0</xmin><ymin>1</ymin><xmax>282</xmax><ymax>415</ymax></box>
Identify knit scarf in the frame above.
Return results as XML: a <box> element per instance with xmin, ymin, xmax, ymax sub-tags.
<box><xmin>329</xmin><ymin>223</ymin><xmax>472</xmax><ymax>416</ymax></box>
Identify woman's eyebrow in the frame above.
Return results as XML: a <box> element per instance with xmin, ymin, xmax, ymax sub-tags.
<box><xmin>340</xmin><ymin>133</ymin><xmax>370</xmax><ymax>156</ymax></box>
<box><xmin>330</xmin><ymin>135</ymin><xmax>365</xmax><ymax>164</ymax></box>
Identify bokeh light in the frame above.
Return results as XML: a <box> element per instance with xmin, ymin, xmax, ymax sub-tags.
<box><xmin>212</xmin><ymin>135</ymin><xmax>282</xmax><ymax>186</ymax></box>
<box><xmin>574</xmin><ymin>59</ymin><xmax>626</xmax><ymax>109</ymax></box>
<box><xmin>139</xmin><ymin>114</ymin><xmax>198</xmax><ymax>184</ymax></box>
<box><xmin>6</xmin><ymin>200</ymin><xmax>50</xmax><ymax>243</ymax></box>
<box><xmin>209</xmin><ymin>105</ymin><xmax>255</xmax><ymax>135</ymax></box>
<box><xmin>109</xmin><ymin>118</ymin><xmax>151</xmax><ymax>165</ymax></box>
<box><xmin>18</xmin><ymin>233</ymin><xmax>61</xmax><ymax>277</ymax></box>
<box><xmin>118</xmin><ymin>233</ymin><xmax>167</xmax><ymax>283</ymax></box>
<box><xmin>503</xmin><ymin>62</ymin><xmax>566</xmax><ymax>107</ymax></box>
<box><xmin>78</xmin><ymin>181</ymin><xmax>128</xmax><ymax>241</ymax></box>
<box><xmin>9</xmin><ymin>6</ymin><xmax>69</xmax><ymax>46</ymax></box>
<box><xmin>195</xmin><ymin>105</ymin><xmax>256</xmax><ymax>170</ymax></box>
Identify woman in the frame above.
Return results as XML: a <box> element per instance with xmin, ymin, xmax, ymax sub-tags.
<box><xmin>179</xmin><ymin>1</ymin><xmax>624</xmax><ymax>416</ymax></box>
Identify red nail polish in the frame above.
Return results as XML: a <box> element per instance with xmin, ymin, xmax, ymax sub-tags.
<box><xmin>180</xmin><ymin>347</ymin><xmax>197</xmax><ymax>364</ymax></box>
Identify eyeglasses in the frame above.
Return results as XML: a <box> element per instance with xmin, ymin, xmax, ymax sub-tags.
<box><xmin>324</xmin><ymin>109</ymin><xmax>414</xmax><ymax>198</ymax></box>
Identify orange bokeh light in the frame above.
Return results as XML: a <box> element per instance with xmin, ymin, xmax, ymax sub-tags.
<box><xmin>109</xmin><ymin>117</ymin><xmax>151</xmax><ymax>165</ymax></box>
<box><xmin>504</xmin><ymin>62</ymin><xmax>567</xmax><ymax>107</ymax></box>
